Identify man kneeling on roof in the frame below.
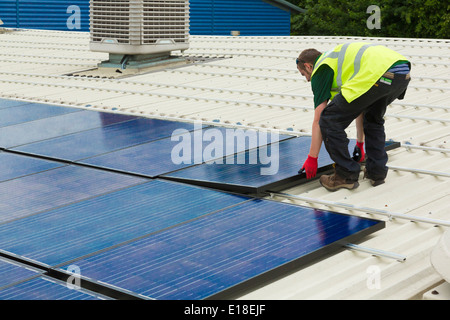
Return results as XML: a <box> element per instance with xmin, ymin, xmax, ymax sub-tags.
<box><xmin>296</xmin><ymin>42</ymin><xmax>411</xmax><ymax>191</ymax></box>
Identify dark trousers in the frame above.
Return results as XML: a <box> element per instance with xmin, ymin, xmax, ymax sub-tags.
<box><xmin>319</xmin><ymin>73</ymin><xmax>410</xmax><ymax>182</ymax></box>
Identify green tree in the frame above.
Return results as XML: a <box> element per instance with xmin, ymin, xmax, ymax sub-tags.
<box><xmin>287</xmin><ymin>0</ymin><xmax>449</xmax><ymax>39</ymax></box>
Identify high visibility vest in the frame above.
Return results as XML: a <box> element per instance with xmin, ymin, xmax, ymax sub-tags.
<box><xmin>311</xmin><ymin>42</ymin><xmax>409</xmax><ymax>103</ymax></box>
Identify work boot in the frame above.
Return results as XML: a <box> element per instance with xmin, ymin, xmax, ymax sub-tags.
<box><xmin>363</xmin><ymin>168</ymin><xmax>385</xmax><ymax>187</ymax></box>
<box><xmin>319</xmin><ymin>171</ymin><xmax>359</xmax><ymax>192</ymax></box>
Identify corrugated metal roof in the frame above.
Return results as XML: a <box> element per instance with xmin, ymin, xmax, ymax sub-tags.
<box><xmin>0</xmin><ymin>28</ymin><xmax>449</xmax><ymax>300</ymax></box>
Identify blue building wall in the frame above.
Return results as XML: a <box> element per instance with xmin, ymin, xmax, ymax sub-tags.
<box><xmin>0</xmin><ymin>0</ymin><xmax>292</xmax><ymax>36</ymax></box>
<box><xmin>0</xmin><ymin>0</ymin><xmax>18</xmax><ymax>27</ymax></box>
<box><xmin>0</xmin><ymin>0</ymin><xmax>89</xmax><ymax>30</ymax></box>
<box><xmin>190</xmin><ymin>0</ymin><xmax>291</xmax><ymax>36</ymax></box>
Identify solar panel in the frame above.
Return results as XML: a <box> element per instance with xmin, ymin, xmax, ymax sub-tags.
<box><xmin>162</xmin><ymin>138</ymin><xmax>402</xmax><ymax>195</ymax></box>
<box><xmin>0</xmin><ymin>180</ymin><xmax>249</xmax><ymax>266</ymax></box>
<box><xmin>0</xmin><ymin>99</ymin><xmax>31</xmax><ymax>109</ymax></box>
<box><xmin>0</xmin><ymin>277</ymin><xmax>101</xmax><ymax>300</ymax></box>
<box><xmin>0</xmin><ymin>163</ymin><xmax>146</xmax><ymax>224</ymax></box>
<box><xmin>0</xmin><ymin>109</ymin><xmax>137</xmax><ymax>149</ymax></box>
<box><xmin>0</xmin><ymin>257</ymin><xmax>41</xmax><ymax>289</ymax></box>
<box><xmin>0</xmin><ymin>151</ymin><xmax>63</xmax><ymax>182</ymax></box>
<box><xmin>79</xmin><ymin>135</ymin><xmax>199</xmax><ymax>177</ymax></box>
<box><xmin>162</xmin><ymin>136</ymin><xmax>357</xmax><ymax>194</ymax></box>
<box><xmin>0</xmin><ymin>102</ymin><xmax>79</xmax><ymax>128</ymax></box>
<box><xmin>55</xmin><ymin>198</ymin><xmax>384</xmax><ymax>300</ymax></box>
<box><xmin>0</xmin><ymin>100</ymin><xmax>390</xmax><ymax>300</ymax></box>
<box><xmin>79</xmin><ymin>127</ymin><xmax>291</xmax><ymax>178</ymax></box>
<box><xmin>11</xmin><ymin>118</ymin><xmax>199</xmax><ymax>161</ymax></box>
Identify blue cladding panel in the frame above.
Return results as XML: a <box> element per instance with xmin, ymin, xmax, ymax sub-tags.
<box><xmin>0</xmin><ymin>277</ymin><xmax>99</xmax><ymax>300</ymax></box>
<box><xmin>0</xmin><ymin>180</ymin><xmax>249</xmax><ymax>266</ymax></box>
<box><xmin>4</xmin><ymin>0</ymin><xmax>290</xmax><ymax>35</ymax></box>
<box><xmin>0</xmin><ymin>109</ymin><xmax>137</xmax><ymax>149</ymax></box>
<box><xmin>60</xmin><ymin>199</ymin><xmax>382</xmax><ymax>300</ymax></box>
<box><xmin>190</xmin><ymin>0</ymin><xmax>291</xmax><ymax>36</ymax></box>
<box><xmin>189</xmin><ymin>0</ymin><xmax>213</xmax><ymax>34</ymax></box>
<box><xmin>0</xmin><ymin>163</ymin><xmax>146</xmax><ymax>224</ymax></box>
<box><xmin>12</xmin><ymin>118</ymin><xmax>196</xmax><ymax>161</ymax></box>
<box><xmin>0</xmin><ymin>258</ymin><xmax>41</xmax><ymax>288</ymax></box>
<box><xmin>0</xmin><ymin>0</ymin><xmax>18</xmax><ymax>28</ymax></box>
<box><xmin>17</xmin><ymin>0</ymin><xmax>90</xmax><ymax>31</ymax></box>
<box><xmin>0</xmin><ymin>102</ymin><xmax>78</xmax><ymax>127</ymax></box>
<box><xmin>0</xmin><ymin>151</ymin><xmax>63</xmax><ymax>182</ymax></box>
<box><xmin>163</xmin><ymin>137</ymin><xmax>357</xmax><ymax>193</ymax></box>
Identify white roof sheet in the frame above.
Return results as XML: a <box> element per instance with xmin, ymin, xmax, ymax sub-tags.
<box><xmin>0</xmin><ymin>28</ymin><xmax>449</xmax><ymax>300</ymax></box>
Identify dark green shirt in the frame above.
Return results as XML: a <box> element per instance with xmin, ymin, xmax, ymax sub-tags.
<box><xmin>310</xmin><ymin>64</ymin><xmax>333</xmax><ymax>109</ymax></box>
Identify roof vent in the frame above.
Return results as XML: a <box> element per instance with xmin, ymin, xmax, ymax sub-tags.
<box><xmin>89</xmin><ymin>0</ymin><xmax>190</xmax><ymax>55</ymax></box>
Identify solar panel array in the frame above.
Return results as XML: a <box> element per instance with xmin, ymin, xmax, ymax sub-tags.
<box><xmin>0</xmin><ymin>257</ymin><xmax>102</xmax><ymax>300</ymax></box>
<box><xmin>0</xmin><ymin>99</ymin><xmax>385</xmax><ymax>300</ymax></box>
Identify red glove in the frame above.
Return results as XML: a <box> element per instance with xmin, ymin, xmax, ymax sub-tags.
<box><xmin>352</xmin><ymin>141</ymin><xmax>365</xmax><ymax>163</ymax></box>
<box><xmin>299</xmin><ymin>155</ymin><xmax>318</xmax><ymax>179</ymax></box>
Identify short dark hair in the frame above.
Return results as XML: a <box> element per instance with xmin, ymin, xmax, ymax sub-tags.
<box><xmin>297</xmin><ymin>48</ymin><xmax>322</xmax><ymax>71</ymax></box>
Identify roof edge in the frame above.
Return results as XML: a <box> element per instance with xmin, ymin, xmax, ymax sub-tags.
<box><xmin>262</xmin><ymin>0</ymin><xmax>307</xmax><ymax>14</ymax></box>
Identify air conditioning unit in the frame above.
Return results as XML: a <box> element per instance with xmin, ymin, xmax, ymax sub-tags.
<box><xmin>89</xmin><ymin>0</ymin><xmax>190</xmax><ymax>55</ymax></box>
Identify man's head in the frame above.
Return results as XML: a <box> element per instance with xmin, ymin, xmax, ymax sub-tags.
<box><xmin>296</xmin><ymin>48</ymin><xmax>322</xmax><ymax>82</ymax></box>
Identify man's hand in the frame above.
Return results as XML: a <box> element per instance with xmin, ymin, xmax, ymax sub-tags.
<box><xmin>299</xmin><ymin>155</ymin><xmax>318</xmax><ymax>179</ymax></box>
<box><xmin>352</xmin><ymin>141</ymin><xmax>365</xmax><ymax>163</ymax></box>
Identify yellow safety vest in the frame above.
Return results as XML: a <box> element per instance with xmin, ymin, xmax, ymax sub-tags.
<box><xmin>311</xmin><ymin>42</ymin><xmax>408</xmax><ymax>103</ymax></box>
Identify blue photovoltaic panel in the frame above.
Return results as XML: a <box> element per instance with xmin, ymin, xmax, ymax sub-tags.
<box><xmin>0</xmin><ymin>164</ymin><xmax>146</xmax><ymax>224</ymax></box>
<box><xmin>0</xmin><ymin>102</ymin><xmax>79</xmax><ymax>128</ymax></box>
<box><xmin>163</xmin><ymin>136</ymin><xmax>356</xmax><ymax>194</ymax></box>
<box><xmin>0</xmin><ymin>258</ymin><xmax>41</xmax><ymax>289</ymax></box>
<box><xmin>0</xmin><ymin>277</ymin><xmax>100</xmax><ymax>300</ymax></box>
<box><xmin>12</xmin><ymin>118</ymin><xmax>198</xmax><ymax>161</ymax></box>
<box><xmin>79</xmin><ymin>127</ymin><xmax>291</xmax><ymax>177</ymax></box>
<box><xmin>79</xmin><ymin>135</ymin><xmax>199</xmax><ymax>178</ymax></box>
<box><xmin>0</xmin><ymin>151</ymin><xmax>64</xmax><ymax>182</ymax></box>
<box><xmin>0</xmin><ymin>110</ymin><xmax>137</xmax><ymax>149</ymax></box>
<box><xmin>0</xmin><ymin>99</ymin><xmax>389</xmax><ymax>300</ymax></box>
<box><xmin>59</xmin><ymin>199</ymin><xmax>384</xmax><ymax>300</ymax></box>
<box><xmin>0</xmin><ymin>99</ymin><xmax>30</xmax><ymax>109</ymax></box>
<box><xmin>0</xmin><ymin>180</ymin><xmax>249</xmax><ymax>266</ymax></box>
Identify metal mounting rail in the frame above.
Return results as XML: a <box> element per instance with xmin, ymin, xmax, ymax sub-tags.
<box><xmin>388</xmin><ymin>165</ymin><xmax>450</xmax><ymax>178</ymax></box>
<box><xmin>0</xmin><ymin>58</ymin><xmax>95</xmax><ymax>68</ymax></box>
<box><xmin>344</xmin><ymin>244</ymin><xmax>406</xmax><ymax>262</ymax></box>
<box><xmin>385</xmin><ymin>113</ymin><xmax>450</xmax><ymax>124</ymax></box>
<box><xmin>401</xmin><ymin>143</ymin><xmax>450</xmax><ymax>153</ymax></box>
<box><xmin>269</xmin><ymin>192</ymin><xmax>450</xmax><ymax>227</ymax></box>
<box><xmin>0</xmin><ymin>53</ymin><xmax>99</xmax><ymax>62</ymax></box>
<box><xmin>410</xmin><ymin>85</ymin><xmax>449</xmax><ymax>92</ymax></box>
<box><xmin>413</xmin><ymin>75</ymin><xmax>450</xmax><ymax>82</ymax></box>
